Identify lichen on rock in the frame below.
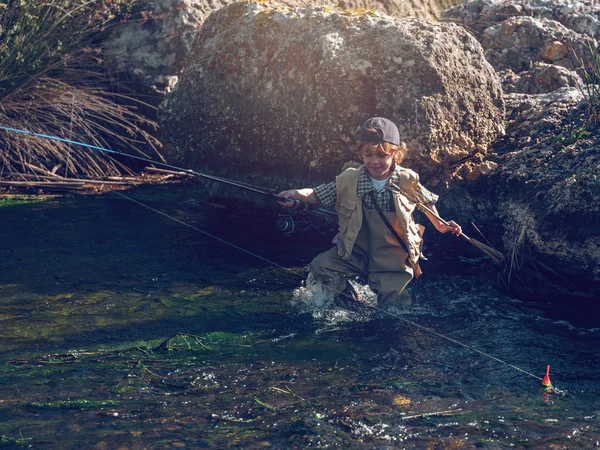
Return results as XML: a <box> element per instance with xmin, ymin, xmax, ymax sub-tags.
<box><xmin>158</xmin><ymin>1</ymin><xmax>504</xmax><ymax>186</ymax></box>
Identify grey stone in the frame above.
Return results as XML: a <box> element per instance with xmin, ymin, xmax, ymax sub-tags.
<box><xmin>103</xmin><ymin>0</ymin><xmax>462</xmax><ymax>95</ymax></box>
<box><xmin>158</xmin><ymin>1</ymin><xmax>504</xmax><ymax>186</ymax></box>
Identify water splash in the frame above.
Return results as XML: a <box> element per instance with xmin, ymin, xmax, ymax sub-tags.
<box><xmin>290</xmin><ymin>272</ymin><xmax>335</xmax><ymax>315</ymax></box>
<box><xmin>291</xmin><ymin>274</ymin><xmax>376</xmax><ymax>331</ymax></box>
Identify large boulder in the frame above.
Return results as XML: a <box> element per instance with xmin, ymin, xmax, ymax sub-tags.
<box><xmin>103</xmin><ymin>0</ymin><xmax>462</xmax><ymax>95</ymax></box>
<box><xmin>158</xmin><ymin>1</ymin><xmax>504</xmax><ymax>186</ymax></box>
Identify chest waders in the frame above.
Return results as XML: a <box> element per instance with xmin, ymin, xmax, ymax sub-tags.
<box><xmin>308</xmin><ymin>198</ymin><xmax>414</xmax><ymax>307</ymax></box>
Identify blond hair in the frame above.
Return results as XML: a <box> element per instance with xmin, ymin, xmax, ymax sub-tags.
<box><xmin>357</xmin><ymin>127</ymin><xmax>406</xmax><ymax>164</ymax></box>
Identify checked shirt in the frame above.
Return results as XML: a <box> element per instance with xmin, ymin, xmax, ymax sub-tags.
<box><xmin>313</xmin><ymin>165</ymin><xmax>438</xmax><ymax>212</ymax></box>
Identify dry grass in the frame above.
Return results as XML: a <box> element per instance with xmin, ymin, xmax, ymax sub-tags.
<box><xmin>574</xmin><ymin>40</ymin><xmax>600</xmax><ymax>127</ymax></box>
<box><xmin>0</xmin><ymin>0</ymin><xmax>163</xmax><ymax>179</ymax></box>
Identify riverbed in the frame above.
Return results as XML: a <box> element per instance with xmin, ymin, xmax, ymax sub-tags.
<box><xmin>1</xmin><ymin>183</ymin><xmax>598</xmax><ymax>448</ymax></box>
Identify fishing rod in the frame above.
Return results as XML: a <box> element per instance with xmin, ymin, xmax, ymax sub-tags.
<box><xmin>0</xmin><ymin>125</ymin><xmax>337</xmax><ymax>233</ymax></box>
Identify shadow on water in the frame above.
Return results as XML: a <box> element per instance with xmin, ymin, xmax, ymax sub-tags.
<box><xmin>0</xmin><ymin>183</ymin><xmax>599</xmax><ymax>449</ymax></box>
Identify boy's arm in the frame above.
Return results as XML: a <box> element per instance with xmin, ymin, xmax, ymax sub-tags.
<box><xmin>277</xmin><ymin>188</ymin><xmax>320</xmax><ymax>205</ymax></box>
<box><xmin>423</xmin><ymin>205</ymin><xmax>462</xmax><ymax>236</ymax></box>
<box><xmin>401</xmin><ymin>181</ymin><xmax>461</xmax><ymax>236</ymax></box>
<box><xmin>278</xmin><ymin>180</ymin><xmax>337</xmax><ymax>207</ymax></box>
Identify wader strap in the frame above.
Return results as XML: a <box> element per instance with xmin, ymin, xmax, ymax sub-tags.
<box><xmin>368</xmin><ymin>190</ymin><xmax>409</xmax><ymax>254</ymax></box>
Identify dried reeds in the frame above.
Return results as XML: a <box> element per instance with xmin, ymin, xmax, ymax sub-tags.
<box><xmin>0</xmin><ymin>0</ymin><xmax>163</xmax><ymax>179</ymax></box>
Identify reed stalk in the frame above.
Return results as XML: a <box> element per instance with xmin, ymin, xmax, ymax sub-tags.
<box><xmin>576</xmin><ymin>40</ymin><xmax>600</xmax><ymax>126</ymax></box>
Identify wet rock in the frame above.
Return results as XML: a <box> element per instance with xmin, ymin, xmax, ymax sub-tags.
<box><xmin>158</xmin><ymin>1</ymin><xmax>504</xmax><ymax>184</ymax></box>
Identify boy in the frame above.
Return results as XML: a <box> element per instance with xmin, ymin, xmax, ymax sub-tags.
<box><xmin>279</xmin><ymin>117</ymin><xmax>461</xmax><ymax>308</ymax></box>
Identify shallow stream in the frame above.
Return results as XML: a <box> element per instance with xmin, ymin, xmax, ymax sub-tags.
<box><xmin>1</xmin><ymin>183</ymin><xmax>598</xmax><ymax>448</ymax></box>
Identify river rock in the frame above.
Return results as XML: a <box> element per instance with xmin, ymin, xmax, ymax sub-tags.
<box><xmin>158</xmin><ymin>1</ymin><xmax>504</xmax><ymax>185</ymax></box>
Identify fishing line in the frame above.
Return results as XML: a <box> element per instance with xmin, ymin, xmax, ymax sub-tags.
<box><xmin>114</xmin><ymin>190</ymin><xmax>546</xmax><ymax>384</ymax></box>
<box><xmin>0</xmin><ymin>124</ymin><xmax>549</xmax><ymax>386</ymax></box>
<box><xmin>0</xmin><ymin>125</ymin><xmax>175</xmax><ymax>170</ymax></box>
<box><xmin>112</xmin><ymin>191</ymin><xmax>306</xmax><ymax>278</ymax></box>
<box><xmin>369</xmin><ymin>305</ymin><xmax>544</xmax><ymax>381</ymax></box>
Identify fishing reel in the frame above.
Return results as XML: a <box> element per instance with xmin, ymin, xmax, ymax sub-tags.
<box><xmin>275</xmin><ymin>214</ymin><xmax>296</xmax><ymax>236</ymax></box>
<box><xmin>275</xmin><ymin>213</ymin><xmax>322</xmax><ymax>236</ymax></box>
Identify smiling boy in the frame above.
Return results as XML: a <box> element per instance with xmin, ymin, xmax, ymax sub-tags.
<box><xmin>279</xmin><ymin>117</ymin><xmax>461</xmax><ymax>308</ymax></box>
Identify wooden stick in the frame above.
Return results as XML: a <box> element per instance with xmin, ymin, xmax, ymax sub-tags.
<box><xmin>22</xmin><ymin>163</ymin><xmax>64</xmax><ymax>179</ymax></box>
<box><xmin>389</xmin><ymin>182</ymin><xmax>504</xmax><ymax>262</ymax></box>
<box><xmin>144</xmin><ymin>167</ymin><xmax>192</xmax><ymax>176</ymax></box>
<box><xmin>0</xmin><ymin>181</ymin><xmax>89</xmax><ymax>190</ymax></box>
<box><xmin>401</xmin><ymin>408</ymin><xmax>463</xmax><ymax>420</ymax></box>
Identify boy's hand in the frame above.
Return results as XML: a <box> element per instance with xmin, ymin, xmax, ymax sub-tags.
<box><xmin>277</xmin><ymin>188</ymin><xmax>318</xmax><ymax>206</ymax></box>
<box><xmin>446</xmin><ymin>220</ymin><xmax>462</xmax><ymax>236</ymax></box>
<box><xmin>277</xmin><ymin>189</ymin><xmax>299</xmax><ymax>207</ymax></box>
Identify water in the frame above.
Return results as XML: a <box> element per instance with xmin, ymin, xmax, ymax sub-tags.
<box><xmin>0</xmin><ymin>183</ymin><xmax>599</xmax><ymax>448</ymax></box>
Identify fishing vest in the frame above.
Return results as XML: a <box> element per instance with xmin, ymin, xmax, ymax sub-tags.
<box><xmin>332</xmin><ymin>166</ymin><xmax>425</xmax><ymax>277</ymax></box>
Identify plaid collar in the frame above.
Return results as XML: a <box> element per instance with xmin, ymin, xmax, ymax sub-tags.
<box><xmin>357</xmin><ymin>164</ymin><xmax>403</xmax><ymax>197</ymax></box>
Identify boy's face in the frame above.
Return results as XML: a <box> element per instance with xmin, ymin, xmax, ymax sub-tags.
<box><xmin>360</xmin><ymin>145</ymin><xmax>395</xmax><ymax>180</ymax></box>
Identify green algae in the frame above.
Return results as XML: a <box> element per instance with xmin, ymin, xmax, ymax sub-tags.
<box><xmin>0</xmin><ymin>195</ymin><xmax>46</xmax><ymax>208</ymax></box>
<box><xmin>29</xmin><ymin>399</ymin><xmax>121</xmax><ymax>409</ymax></box>
<box><xmin>0</xmin><ymin>434</ymin><xmax>32</xmax><ymax>445</ymax></box>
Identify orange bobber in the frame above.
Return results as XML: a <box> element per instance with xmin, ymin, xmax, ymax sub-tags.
<box><xmin>542</xmin><ymin>365</ymin><xmax>552</xmax><ymax>387</ymax></box>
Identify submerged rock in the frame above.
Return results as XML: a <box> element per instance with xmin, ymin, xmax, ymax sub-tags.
<box><xmin>158</xmin><ymin>1</ymin><xmax>504</xmax><ymax>185</ymax></box>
